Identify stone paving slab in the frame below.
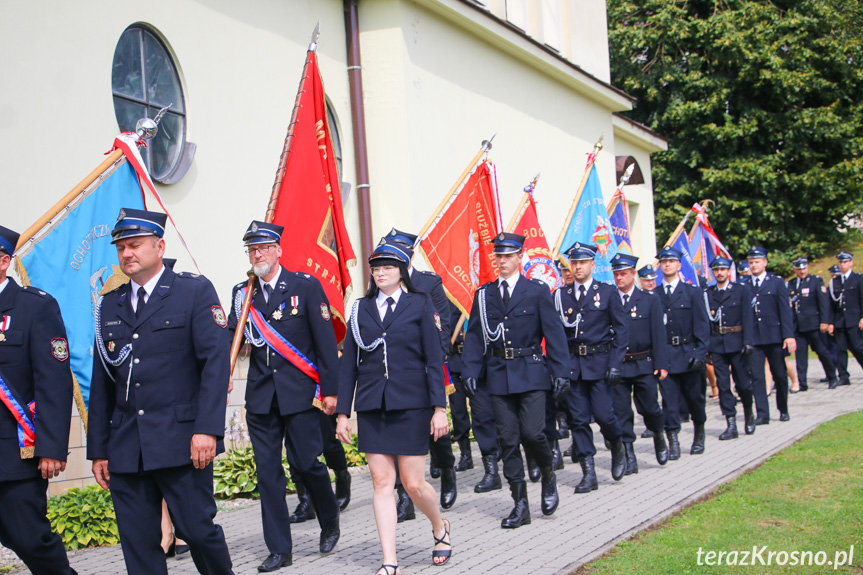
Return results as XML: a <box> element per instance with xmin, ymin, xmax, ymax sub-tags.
<box><xmin>9</xmin><ymin>365</ymin><xmax>863</xmax><ymax>575</ymax></box>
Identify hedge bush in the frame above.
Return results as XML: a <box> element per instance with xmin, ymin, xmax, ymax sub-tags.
<box><xmin>46</xmin><ymin>484</ymin><xmax>118</xmax><ymax>550</ymax></box>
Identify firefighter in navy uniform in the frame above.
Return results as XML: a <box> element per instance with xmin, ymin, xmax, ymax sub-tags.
<box><xmin>610</xmin><ymin>253</ymin><xmax>669</xmax><ymax>474</ymax></box>
<box><xmin>555</xmin><ymin>243</ymin><xmax>628</xmax><ymax>492</ymax></box>
<box><xmin>461</xmin><ymin>233</ymin><xmax>569</xmax><ymax>528</ymax></box>
<box><xmin>706</xmin><ymin>257</ymin><xmax>757</xmax><ymax>438</ymax></box>
<box><xmin>657</xmin><ymin>246</ymin><xmax>711</xmax><ymax>459</ymax></box>
<box><xmin>828</xmin><ymin>251</ymin><xmax>863</xmax><ymax>387</ymax></box>
<box><xmin>822</xmin><ymin>265</ymin><xmax>841</xmax><ymax>378</ymax></box>
<box><xmin>746</xmin><ymin>246</ymin><xmax>796</xmax><ymax>423</ymax></box>
<box><xmin>87</xmin><ymin>209</ymin><xmax>234</xmax><ymax>575</ymax></box>
<box><xmin>228</xmin><ymin>221</ymin><xmax>341</xmax><ymax>572</ymax></box>
<box><xmin>382</xmin><ymin>230</ymin><xmax>457</xmax><ymax>519</ymax></box>
<box><xmin>0</xmin><ymin>225</ymin><xmax>77</xmax><ymax>575</ymax></box>
<box><xmin>788</xmin><ymin>257</ymin><xmax>837</xmax><ymax>390</ymax></box>
<box><xmin>637</xmin><ymin>264</ymin><xmax>658</xmax><ymax>293</ymax></box>
<box><xmin>737</xmin><ymin>260</ymin><xmax>752</xmax><ymax>285</ymax></box>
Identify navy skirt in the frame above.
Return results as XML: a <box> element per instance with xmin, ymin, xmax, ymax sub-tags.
<box><xmin>357</xmin><ymin>407</ymin><xmax>432</xmax><ymax>456</ymax></box>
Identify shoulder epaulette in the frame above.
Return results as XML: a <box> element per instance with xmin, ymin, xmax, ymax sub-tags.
<box><xmin>293</xmin><ymin>271</ymin><xmax>315</xmax><ymax>281</ymax></box>
<box><xmin>176</xmin><ymin>271</ymin><xmax>203</xmax><ymax>280</ymax></box>
<box><xmin>529</xmin><ymin>277</ymin><xmax>545</xmax><ymax>286</ymax></box>
<box><xmin>20</xmin><ymin>285</ymin><xmax>50</xmax><ymax>299</ymax></box>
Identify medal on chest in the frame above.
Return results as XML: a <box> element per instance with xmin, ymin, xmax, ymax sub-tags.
<box><xmin>631</xmin><ymin>306</ymin><xmax>637</xmax><ymax>318</ymax></box>
<box><xmin>273</xmin><ymin>300</ymin><xmax>287</xmax><ymax>320</ymax></box>
<box><xmin>0</xmin><ymin>315</ymin><xmax>8</xmax><ymax>341</ymax></box>
<box><xmin>594</xmin><ymin>293</ymin><xmax>601</xmax><ymax>308</ymax></box>
<box><xmin>291</xmin><ymin>295</ymin><xmax>299</xmax><ymax>316</ymax></box>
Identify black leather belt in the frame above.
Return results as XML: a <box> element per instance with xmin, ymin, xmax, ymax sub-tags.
<box><xmin>712</xmin><ymin>325</ymin><xmax>742</xmax><ymax>335</ymax></box>
<box><xmin>568</xmin><ymin>342</ymin><xmax>610</xmax><ymax>356</ymax></box>
<box><xmin>624</xmin><ymin>349</ymin><xmax>652</xmax><ymax>362</ymax></box>
<box><xmin>668</xmin><ymin>335</ymin><xmax>693</xmax><ymax>346</ymax></box>
<box><xmin>490</xmin><ymin>345</ymin><xmax>542</xmax><ymax>359</ymax></box>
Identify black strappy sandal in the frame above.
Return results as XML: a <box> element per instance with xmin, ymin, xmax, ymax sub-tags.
<box><xmin>432</xmin><ymin>518</ymin><xmax>452</xmax><ymax>566</ymax></box>
<box><xmin>376</xmin><ymin>564</ymin><xmax>400</xmax><ymax>575</ymax></box>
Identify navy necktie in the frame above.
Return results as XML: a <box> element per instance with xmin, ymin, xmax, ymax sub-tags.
<box><xmin>383</xmin><ymin>296</ymin><xmax>395</xmax><ymax>324</ymax></box>
<box><xmin>501</xmin><ymin>280</ymin><xmax>510</xmax><ymax>308</ymax></box>
<box><xmin>135</xmin><ymin>287</ymin><xmax>147</xmax><ymax>319</ymax></box>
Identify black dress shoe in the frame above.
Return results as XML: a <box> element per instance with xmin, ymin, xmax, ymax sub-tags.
<box><xmin>439</xmin><ymin>467</ymin><xmax>457</xmax><ymax>509</ymax></box>
<box><xmin>754</xmin><ymin>416</ymin><xmax>770</xmax><ymax>426</ymax></box>
<box><xmin>175</xmin><ymin>543</ymin><xmax>190</xmax><ymax>556</ymax></box>
<box><xmin>164</xmin><ymin>537</ymin><xmax>176</xmax><ymax>558</ymax></box>
<box><xmin>779</xmin><ymin>412</ymin><xmax>790</xmax><ymax>422</ymax></box>
<box><xmin>396</xmin><ymin>485</ymin><xmax>415</xmax><ymax>522</ymax></box>
<box><xmin>839</xmin><ymin>377</ymin><xmax>851</xmax><ymax>386</ymax></box>
<box><xmin>258</xmin><ymin>553</ymin><xmax>292</xmax><ymax>572</ymax></box>
<box><xmin>641</xmin><ymin>429</ymin><xmax>654</xmax><ymax>439</ymax></box>
<box><xmin>319</xmin><ymin>517</ymin><xmax>340</xmax><ymax>553</ymax></box>
<box><xmin>334</xmin><ymin>469</ymin><xmax>351</xmax><ymax>511</ymax></box>
<box><xmin>790</xmin><ymin>388</ymin><xmax>799</xmax><ymax>394</ymax></box>
<box><xmin>818</xmin><ymin>376</ymin><xmax>829</xmax><ymax>383</ymax></box>
<box><xmin>526</xmin><ymin>453</ymin><xmax>541</xmax><ymax>483</ymax></box>
<box><xmin>430</xmin><ymin>463</ymin><xmax>441</xmax><ymax>479</ymax></box>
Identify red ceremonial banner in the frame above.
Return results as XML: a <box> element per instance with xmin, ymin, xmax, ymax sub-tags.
<box><xmin>420</xmin><ymin>160</ymin><xmax>502</xmax><ymax>315</ymax></box>
<box><xmin>514</xmin><ymin>194</ymin><xmax>561</xmax><ymax>292</ymax></box>
<box><xmin>271</xmin><ymin>50</ymin><xmax>356</xmax><ymax>343</ymax></box>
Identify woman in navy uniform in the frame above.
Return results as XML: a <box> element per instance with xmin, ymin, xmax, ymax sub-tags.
<box><xmin>228</xmin><ymin>220</ymin><xmax>340</xmax><ymax>572</ymax></box>
<box><xmin>0</xmin><ymin>225</ymin><xmax>77</xmax><ymax>575</ymax></box>
<box><xmin>87</xmin><ymin>209</ymin><xmax>234</xmax><ymax>575</ymax></box>
<box><xmin>657</xmin><ymin>246</ymin><xmax>711</xmax><ymax>458</ymax></box>
<box><xmin>461</xmin><ymin>233</ymin><xmax>569</xmax><ymax>528</ymax></box>
<box><xmin>706</xmin><ymin>257</ymin><xmax>757</xmax><ymax>438</ymax></box>
<box><xmin>555</xmin><ymin>243</ymin><xmax>628</xmax><ymax>492</ymax></box>
<box><xmin>610</xmin><ymin>253</ymin><xmax>669</xmax><ymax>473</ymax></box>
<box><xmin>336</xmin><ymin>241</ymin><xmax>451</xmax><ymax>575</ymax></box>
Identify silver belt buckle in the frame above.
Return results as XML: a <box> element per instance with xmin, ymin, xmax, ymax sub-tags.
<box><xmin>504</xmin><ymin>348</ymin><xmax>515</xmax><ymax>360</ymax></box>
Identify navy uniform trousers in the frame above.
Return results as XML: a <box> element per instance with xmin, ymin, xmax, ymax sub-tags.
<box><xmin>247</xmin><ymin>402</ymin><xmax>339</xmax><ymax>553</ymax></box>
<box><xmin>750</xmin><ymin>274</ymin><xmax>794</xmax><ymax>419</ymax></box>
<box><xmin>707</xmin><ymin>283</ymin><xmax>755</xmax><ymax>418</ymax></box>
<box><xmin>613</xmin><ymin>374</ymin><xmax>664</xmax><ymax>443</ymax></box>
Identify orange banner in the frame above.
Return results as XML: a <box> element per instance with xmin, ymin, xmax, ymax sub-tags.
<box><xmin>514</xmin><ymin>194</ymin><xmax>561</xmax><ymax>292</ymax></box>
<box><xmin>420</xmin><ymin>161</ymin><xmax>501</xmax><ymax>315</ymax></box>
<box><xmin>271</xmin><ymin>50</ymin><xmax>356</xmax><ymax>343</ymax></box>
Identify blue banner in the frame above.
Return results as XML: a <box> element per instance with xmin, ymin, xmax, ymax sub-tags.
<box><xmin>559</xmin><ymin>165</ymin><xmax>618</xmax><ymax>283</ymax></box>
<box><xmin>665</xmin><ymin>230</ymin><xmax>699</xmax><ymax>286</ymax></box>
<box><xmin>17</xmin><ymin>161</ymin><xmax>144</xmax><ymax>407</ymax></box>
<box><xmin>607</xmin><ymin>197</ymin><xmax>632</xmax><ymax>254</ymax></box>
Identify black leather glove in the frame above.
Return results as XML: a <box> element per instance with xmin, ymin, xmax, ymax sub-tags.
<box><xmin>742</xmin><ymin>345</ymin><xmax>755</xmax><ymax>358</ymax></box>
<box><xmin>688</xmin><ymin>357</ymin><xmax>705</xmax><ymax>372</ymax></box>
<box><xmin>462</xmin><ymin>377</ymin><xmax>478</xmax><ymax>399</ymax></box>
<box><xmin>552</xmin><ymin>377</ymin><xmax>570</xmax><ymax>403</ymax></box>
<box><xmin>605</xmin><ymin>368</ymin><xmax>622</xmax><ymax>386</ymax></box>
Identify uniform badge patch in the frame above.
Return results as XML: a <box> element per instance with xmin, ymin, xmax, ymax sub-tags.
<box><xmin>320</xmin><ymin>303</ymin><xmax>331</xmax><ymax>321</ymax></box>
<box><xmin>108</xmin><ymin>341</ymin><xmax>116</xmax><ymax>352</ymax></box>
<box><xmin>51</xmin><ymin>338</ymin><xmax>69</xmax><ymax>361</ymax></box>
<box><xmin>821</xmin><ymin>285</ymin><xmax>827</xmax><ymax>293</ymax></box>
<box><xmin>212</xmin><ymin>305</ymin><xmax>227</xmax><ymax>328</ymax></box>
<box><xmin>434</xmin><ymin>312</ymin><xmax>442</xmax><ymax>332</ymax></box>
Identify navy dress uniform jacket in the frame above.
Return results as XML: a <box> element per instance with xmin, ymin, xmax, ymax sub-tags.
<box><xmin>0</xmin><ymin>280</ymin><xmax>73</xmax><ymax>481</ymax></box>
<box><xmin>829</xmin><ymin>272</ymin><xmax>863</xmax><ymax>329</ymax></box>
<box><xmin>87</xmin><ymin>268</ymin><xmax>231</xmax><ymax>473</ymax></box>
<box><xmin>462</xmin><ymin>276</ymin><xmax>569</xmax><ymax>395</ymax></box>
<box><xmin>338</xmin><ymin>292</ymin><xmax>445</xmax><ymax>414</ymax></box>
<box><xmin>556</xmin><ymin>281</ymin><xmax>629</xmax><ymax>380</ymax></box>
<box><xmin>658</xmin><ymin>282</ymin><xmax>710</xmax><ymax>374</ymax></box>
<box><xmin>751</xmin><ymin>274</ymin><xmax>795</xmax><ymax>344</ymax></box>
<box><xmin>410</xmin><ymin>268</ymin><xmax>452</xmax><ymax>354</ymax></box>
<box><xmin>707</xmin><ymin>283</ymin><xmax>755</xmax><ymax>354</ymax></box>
<box><xmin>788</xmin><ymin>275</ymin><xmax>830</xmax><ymax>333</ymax></box>
<box><xmin>229</xmin><ymin>269</ymin><xmax>339</xmax><ymax>415</ymax></box>
<box><xmin>620</xmin><ymin>288</ymin><xmax>668</xmax><ymax>378</ymax></box>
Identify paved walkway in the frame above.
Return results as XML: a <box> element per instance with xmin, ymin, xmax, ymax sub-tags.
<box><xmin>10</xmin><ymin>365</ymin><xmax>863</xmax><ymax>575</ymax></box>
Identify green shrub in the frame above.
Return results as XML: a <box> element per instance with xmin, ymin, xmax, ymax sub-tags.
<box><xmin>342</xmin><ymin>433</ymin><xmax>367</xmax><ymax>467</ymax></box>
<box><xmin>46</xmin><ymin>484</ymin><xmax>118</xmax><ymax>550</ymax></box>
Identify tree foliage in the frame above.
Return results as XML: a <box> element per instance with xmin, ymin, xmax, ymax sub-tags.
<box><xmin>607</xmin><ymin>0</ymin><xmax>863</xmax><ymax>270</ymax></box>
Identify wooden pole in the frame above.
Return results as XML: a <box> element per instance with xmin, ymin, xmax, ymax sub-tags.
<box><xmin>505</xmin><ymin>194</ymin><xmax>530</xmax><ymax>233</ymax></box>
<box><xmin>416</xmin><ymin>136</ymin><xmax>494</xmax><ymax>242</ymax></box>
<box><xmin>230</xmin><ymin>24</ymin><xmax>320</xmax><ymax>378</ymax></box>
<box><xmin>551</xmin><ymin>133</ymin><xmax>604</xmax><ymax>260</ymax></box>
<box><xmin>449</xmin><ymin>314</ymin><xmax>466</xmax><ymax>345</ymax></box>
<box><xmin>16</xmin><ymin>149</ymin><xmax>124</xmax><ymax>250</ymax></box>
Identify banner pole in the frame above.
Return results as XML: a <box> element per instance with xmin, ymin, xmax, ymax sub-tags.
<box><xmin>551</xmin><ymin>133</ymin><xmax>604</xmax><ymax>260</ymax></box>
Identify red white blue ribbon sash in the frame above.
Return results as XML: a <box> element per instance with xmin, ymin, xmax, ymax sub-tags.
<box><xmin>0</xmin><ymin>367</ymin><xmax>36</xmax><ymax>458</ymax></box>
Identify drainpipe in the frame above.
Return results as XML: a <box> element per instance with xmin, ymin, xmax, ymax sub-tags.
<box><xmin>344</xmin><ymin>0</ymin><xmax>374</xmax><ymax>288</ymax></box>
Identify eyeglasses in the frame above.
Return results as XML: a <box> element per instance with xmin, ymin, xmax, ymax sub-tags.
<box><xmin>245</xmin><ymin>244</ymin><xmax>277</xmax><ymax>256</ymax></box>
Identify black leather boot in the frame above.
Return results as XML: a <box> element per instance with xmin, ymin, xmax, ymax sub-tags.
<box><xmin>501</xmin><ymin>481</ymin><xmax>531</xmax><ymax>528</ymax></box>
<box><xmin>610</xmin><ymin>440</ymin><xmax>626</xmax><ymax>481</ymax></box>
<box><xmin>641</xmin><ymin>429</ymin><xmax>654</xmax><ymax>438</ymax></box>
<box><xmin>550</xmin><ymin>439</ymin><xmax>564</xmax><ymax>470</ymax></box>
<box><xmin>539</xmin><ymin>467</ymin><xmax>559</xmax><ymax>516</ymax></box>
<box><xmin>454</xmin><ymin>438</ymin><xmax>473</xmax><ymax>472</ymax></box>
<box><xmin>439</xmin><ymin>467</ymin><xmax>457</xmax><ymax>509</ymax></box>
<box><xmin>396</xmin><ymin>485</ymin><xmax>415</xmax><ymax>522</ymax></box>
<box><xmin>743</xmin><ymin>402</ymin><xmax>756</xmax><ymax>435</ymax></box>
<box><xmin>556</xmin><ymin>411</ymin><xmax>570</xmax><ymax>439</ymax></box>
<box><xmin>290</xmin><ymin>480</ymin><xmax>315</xmax><ymax>523</ymax></box>
<box><xmin>334</xmin><ymin>469</ymin><xmax>351</xmax><ymax>511</ymax></box>
<box><xmin>574</xmin><ymin>456</ymin><xmax>598</xmax><ymax>493</ymax></box>
<box><xmin>666</xmin><ymin>430</ymin><xmax>681</xmax><ymax>460</ymax></box>
<box><xmin>690</xmin><ymin>422</ymin><xmax>706</xmax><ymax>455</ymax></box>
<box><xmin>526</xmin><ymin>451</ymin><xmax>541</xmax><ymax>483</ymax></box>
<box><xmin>623</xmin><ymin>442</ymin><xmax>638</xmax><ymax>475</ymax></box>
<box><xmin>653</xmin><ymin>432</ymin><xmax>668</xmax><ymax>465</ymax></box>
<box><xmin>429</xmin><ymin>462</ymin><xmax>441</xmax><ymax>479</ymax></box>
<box><xmin>564</xmin><ymin>440</ymin><xmax>575</xmax><ymax>459</ymax></box>
<box><xmin>474</xmin><ymin>455</ymin><xmax>502</xmax><ymax>493</ymax></box>
<box><xmin>718</xmin><ymin>416</ymin><xmax>738</xmax><ymax>440</ymax></box>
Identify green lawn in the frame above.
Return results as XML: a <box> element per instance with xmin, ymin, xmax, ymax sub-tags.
<box><xmin>575</xmin><ymin>411</ymin><xmax>863</xmax><ymax>574</ymax></box>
